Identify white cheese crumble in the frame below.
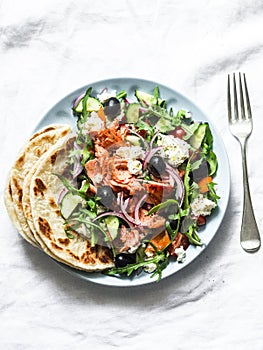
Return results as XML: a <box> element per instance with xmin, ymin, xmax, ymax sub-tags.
<box><xmin>190</xmin><ymin>194</ymin><xmax>216</xmax><ymax>217</ymax></box>
<box><xmin>127</xmin><ymin>159</ymin><xmax>142</xmax><ymax>175</ymax></box>
<box><xmin>157</xmin><ymin>134</ymin><xmax>190</xmax><ymax>167</ymax></box>
<box><xmin>181</xmin><ymin>109</ymin><xmax>192</xmax><ymax>118</ymax></box>
<box><xmin>144</xmin><ymin>262</ymin><xmax>157</xmax><ymax>273</ymax></box>
<box><xmin>115</xmin><ymin>145</ymin><xmax>145</xmax><ymax>160</ymax></box>
<box><xmin>83</xmin><ymin>111</ymin><xmax>104</xmax><ymax>133</ymax></box>
<box><xmin>97</xmin><ymin>89</ymin><xmax>116</xmax><ymax>103</ymax></box>
<box><xmin>174</xmin><ymin>245</ymin><xmax>186</xmax><ymax>263</ymax></box>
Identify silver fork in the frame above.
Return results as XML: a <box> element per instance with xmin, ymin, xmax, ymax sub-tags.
<box><xmin>227</xmin><ymin>72</ymin><xmax>261</xmax><ymax>252</ymax></box>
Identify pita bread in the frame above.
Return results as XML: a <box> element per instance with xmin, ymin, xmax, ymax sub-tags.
<box><xmin>5</xmin><ymin>124</ymin><xmax>70</xmax><ymax>246</ymax></box>
<box><xmin>29</xmin><ymin>137</ymin><xmax>114</xmax><ymax>271</ymax></box>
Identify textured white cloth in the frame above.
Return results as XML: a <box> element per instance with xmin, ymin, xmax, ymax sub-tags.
<box><xmin>1</xmin><ymin>0</ymin><xmax>263</xmax><ymax>349</ymax></box>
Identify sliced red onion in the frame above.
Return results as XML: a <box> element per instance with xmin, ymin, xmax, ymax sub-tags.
<box><xmin>168</xmin><ymin>173</ymin><xmax>175</xmax><ymax>187</ymax></box>
<box><xmin>165</xmin><ymin>164</ymin><xmax>185</xmax><ymax>206</ymax></box>
<box><xmin>100</xmin><ymin>87</ymin><xmax>108</xmax><ymax>94</ymax></box>
<box><xmin>127</xmin><ymin>128</ymin><xmax>149</xmax><ymax>150</ymax></box>
<box><xmin>93</xmin><ymin>211</ymin><xmax>134</xmax><ymax>229</ymax></box>
<box><xmin>72</xmin><ymin>141</ymin><xmax>83</xmax><ymax>179</ymax></box>
<box><xmin>142</xmin><ymin>146</ymin><xmax>164</xmax><ymax>169</ymax></box>
<box><xmin>119</xmin><ymin>192</ymin><xmax>140</xmax><ymax>225</ymax></box>
<box><xmin>73</xmin><ymin>92</ymin><xmax>85</xmax><ymax>109</ymax></box>
<box><xmin>149</xmin><ymin>131</ymin><xmax>159</xmax><ymax>149</ymax></box>
<box><xmin>123</xmin><ymin>197</ymin><xmax>130</xmax><ymax>211</ymax></box>
<box><xmin>57</xmin><ymin>188</ymin><xmax>68</xmax><ymax>204</ymax></box>
<box><xmin>134</xmin><ymin>194</ymin><xmax>147</xmax><ymax>224</ymax></box>
<box><xmin>73</xmin><ymin>163</ymin><xmax>83</xmax><ymax>179</ymax></box>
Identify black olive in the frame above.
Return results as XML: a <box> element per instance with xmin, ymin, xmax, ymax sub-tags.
<box><xmin>114</xmin><ymin>253</ymin><xmax>136</xmax><ymax>268</ymax></box>
<box><xmin>169</xmin><ymin>219</ymin><xmax>179</xmax><ymax>230</ymax></box>
<box><xmin>97</xmin><ymin>185</ymin><xmax>116</xmax><ymax>207</ymax></box>
<box><xmin>147</xmin><ymin>156</ymin><xmax>166</xmax><ymax>178</ymax></box>
<box><xmin>104</xmin><ymin>97</ymin><xmax>121</xmax><ymax>119</ymax></box>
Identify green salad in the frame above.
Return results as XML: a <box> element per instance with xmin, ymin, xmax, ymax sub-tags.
<box><xmin>57</xmin><ymin>85</ymin><xmax>219</xmax><ymax>281</ymax></box>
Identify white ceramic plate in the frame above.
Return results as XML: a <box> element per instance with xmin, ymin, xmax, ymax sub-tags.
<box><xmin>35</xmin><ymin>78</ymin><xmax>230</xmax><ymax>287</ymax></box>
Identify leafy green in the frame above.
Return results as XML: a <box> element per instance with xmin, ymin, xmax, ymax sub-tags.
<box><xmin>54</xmin><ymin>174</ymin><xmax>89</xmax><ymax>200</ymax></box>
<box><xmin>207</xmin><ymin>150</ymin><xmax>218</xmax><ymax>176</ymax></box>
<box><xmin>106</xmin><ymin>250</ymin><xmax>169</xmax><ymax>282</ymax></box>
<box><xmin>147</xmin><ymin>199</ymin><xmax>179</xmax><ymax>216</ymax></box>
<box><xmin>116</xmin><ymin>90</ymin><xmax>127</xmax><ymax>99</ymax></box>
<box><xmin>207</xmin><ymin>181</ymin><xmax>220</xmax><ymax>204</ymax></box>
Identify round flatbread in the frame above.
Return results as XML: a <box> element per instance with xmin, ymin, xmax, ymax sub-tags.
<box><xmin>29</xmin><ymin>137</ymin><xmax>114</xmax><ymax>271</ymax></box>
<box><xmin>6</xmin><ymin>124</ymin><xmax>71</xmax><ymax>247</ymax></box>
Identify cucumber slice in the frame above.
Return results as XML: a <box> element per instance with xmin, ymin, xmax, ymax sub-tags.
<box><xmin>74</xmin><ymin>97</ymin><xmax>102</xmax><ymax>113</ymax></box>
<box><xmin>135</xmin><ymin>90</ymin><xmax>163</xmax><ymax>107</ymax></box>
<box><xmin>60</xmin><ymin>192</ymin><xmax>83</xmax><ymax>220</ymax></box>
<box><xmin>190</xmin><ymin>123</ymin><xmax>207</xmax><ymax>149</ymax></box>
<box><xmin>126</xmin><ymin>103</ymin><xmax>140</xmax><ymax>123</ymax></box>
<box><xmin>104</xmin><ymin>216</ymin><xmax>119</xmax><ymax>240</ymax></box>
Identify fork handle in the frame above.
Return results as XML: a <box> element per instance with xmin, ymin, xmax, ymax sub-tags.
<box><xmin>240</xmin><ymin>139</ymin><xmax>261</xmax><ymax>252</ymax></box>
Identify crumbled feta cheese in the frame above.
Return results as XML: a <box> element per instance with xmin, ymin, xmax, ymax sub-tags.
<box><xmin>115</xmin><ymin>145</ymin><xmax>145</xmax><ymax>160</ymax></box>
<box><xmin>127</xmin><ymin>159</ymin><xmax>142</xmax><ymax>175</ymax></box>
<box><xmin>144</xmin><ymin>262</ymin><xmax>157</xmax><ymax>273</ymax></box>
<box><xmin>97</xmin><ymin>89</ymin><xmax>116</xmax><ymax>103</ymax></box>
<box><xmin>174</xmin><ymin>245</ymin><xmax>186</xmax><ymax>263</ymax></box>
<box><xmin>190</xmin><ymin>194</ymin><xmax>216</xmax><ymax>217</ymax></box>
<box><xmin>83</xmin><ymin>111</ymin><xmax>104</xmax><ymax>133</ymax></box>
<box><xmin>157</xmin><ymin>134</ymin><xmax>190</xmax><ymax>167</ymax></box>
<box><xmin>181</xmin><ymin>109</ymin><xmax>192</xmax><ymax>118</ymax></box>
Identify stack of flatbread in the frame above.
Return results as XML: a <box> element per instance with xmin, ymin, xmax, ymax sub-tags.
<box><xmin>4</xmin><ymin>124</ymin><xmax>114</xmax><ymax>272</ymax></box>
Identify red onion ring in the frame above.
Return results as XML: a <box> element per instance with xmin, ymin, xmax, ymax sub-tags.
<box><xmin>73</xmin><ymin>92</ymin><xmax>85</xmax><ymax>109</ymax></box>
<box><xmin>93</xmin><ymin>211</ymin><xmax>134</xmax><ymax>229</ymax></box>
<box><xmin>149</xmin><ymin>131</ymin><xmax>159</xmax><ymax>149</ymax></box>
<box><xmin>119</xmin><ymin>192</ymin><xmax>140</xmax><ymax>225</ymax></box>
<box><xmin>165</xmin><ymin>164</ymin><xmax>185</xmax><ymax>206</ymax></box>
<box><xmin>57</xmin><ymin>188</ymin><xmax>68</xmax><ymax>204</ymax></box>
<box><xmin>142</xmin><ymin>146</ymin><xmax>164</xmax><ymax>169</ymax></box>
<box><xmin>134</xmin><ymin>194</ymin><xmax>147</xmax><ymax>224</ymax></box>
<box><xmin>126</xmin><ymin>128</ymin><xmax>149</xmax><ymax>150</ymax></box>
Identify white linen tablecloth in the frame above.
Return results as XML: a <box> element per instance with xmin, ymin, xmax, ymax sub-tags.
<box><xmin>1</xmin><ymin>1</ymin><xmax>263</xmax><ymax>349</ymax></box>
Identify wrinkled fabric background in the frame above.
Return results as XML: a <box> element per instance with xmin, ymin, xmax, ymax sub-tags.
<box><xmin>1</xmin><ymin>0</ymin><xmax>263</xmax><ymax>349</ymax></box>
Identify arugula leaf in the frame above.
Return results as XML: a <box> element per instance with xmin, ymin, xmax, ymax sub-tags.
<box><xmin>184</xmin><ymin>225</ymin><xmax>202</xmax><ymax>246</ymax></box>
<box><xmin>147</xmin><ymin>199</ymin><xmax>179</xmax><ymax>216</ymax></box>
<box><xmin>105</xmin><ymin>251</ymin><xmax>169</xmax><ymax>282</ymax></box>
<box><xmin>54</xmin><ymin>173</ymin><xmax>89</xmax><ymax>200</ymax></box>
<box><xmin>207</xmin><ymin>150</ymin><xmax>218</xmax><ymax>176</ymax></box>
<box><xmin>153</xmin><ymin>86</ymin><xmax>160</xmax><ymax>104</ymax></box>
<box><xmin>207</xmin><ymin>181</ymin><xmax>220</xmax><ymax>204</ymax></box>
<box><xmin>134</xmin><ymin>119</ymin><xmax>155</xmax><ymax>140</ymax></box>
<box><xmin>116</xmin><ymin>90</ymin><xmax>127</xmax><ymax>99</ymax></box>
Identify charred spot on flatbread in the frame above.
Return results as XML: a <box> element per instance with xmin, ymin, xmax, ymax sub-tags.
<box><xmin>8</xmin><ymin>181</ymin><xmax>13</xmax><ymax>198</ymax></box>
<box><xmin>15</xmin><ymin>154</ymin><xmax>25</xmax><ymax>169</ymax></box>
<box><xmin>58</xmin><ymin>238</ymin><xmax>70</xmax><ymax>246</ymax></box>
<box><xmin>48</xmin><ymin>197</ymin><xmax>58</xmax><ymax>208</ymax></box>
<box><xmin>66</xmin><ymin>249</ymin><xmax>80</xmax><ymax>261</ymax></box>
<box><xmin>81</xmin><ymin>245</ymin><xmax>113</xmax><ymax>265</ymax></box>
<box><xmin>38</xmin><ymin>217</ymin><xmax>52</xmax><ymax>240</ymax></box>
<box><xmin>51</xmin><ymin>242</ymin><xmax>63</xmax><ymax>251</ymax></box>
<box><xmin>29</xmin><ymin>126</ymin><xmax>57</xmax><ymax>141</ymax></box>
<box><xmin>99</xmin><ymin>248</ymin><xmax>114</xmax><ymax>264</ymax></box>
<box><xmin>50</xmin><ymin>151</ymin><xmax>58</xmax><ymax>165</ymax></box>
<box><xmin>12</xmin><ymin>177</ymin><xmax>23</xmax><ymax>204</ymax></box>
<box><xmin>33</xmin><ymin>178</ymin><xmax>47</xmax><ymax>196</ymax></box>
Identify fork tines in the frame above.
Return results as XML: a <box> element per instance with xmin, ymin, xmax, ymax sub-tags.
<box><xmin>227</xmin><ymin>72</ymin><xmax>252</xmax><ymax>122</ymax></box>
